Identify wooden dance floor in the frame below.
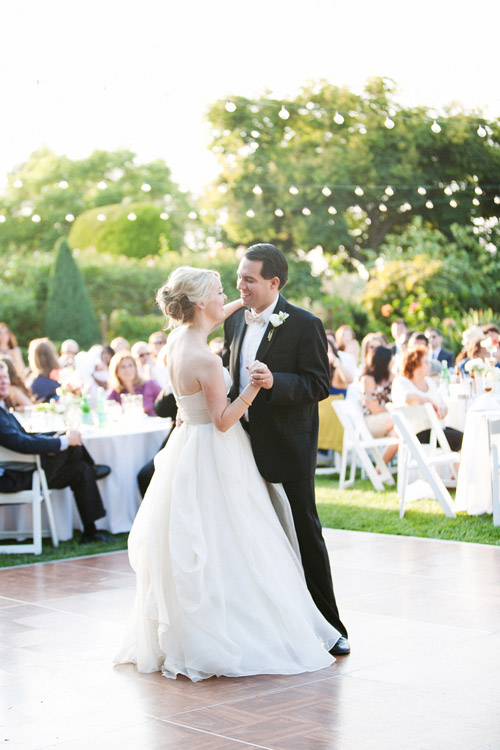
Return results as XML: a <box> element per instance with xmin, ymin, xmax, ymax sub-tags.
<box><xmin>1</xmin><ymin>529</ymin><xmax>500</xmax><ymax>749</ymax></box>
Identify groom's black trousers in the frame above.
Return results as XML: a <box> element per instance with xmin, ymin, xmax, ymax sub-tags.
<box><xmin>282</xmin><ymin>477</ymin><xmax>348</xmax><ymax>638</ymax></box>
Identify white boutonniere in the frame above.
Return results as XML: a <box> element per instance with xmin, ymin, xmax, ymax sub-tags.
<box><xmin>267</xmin><ymin>311</ymin><xmax>289</xmax><ymax>341</ymax></box>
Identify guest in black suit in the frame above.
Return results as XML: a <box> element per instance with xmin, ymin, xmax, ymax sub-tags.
<box><xmin>0</xmin><ymin>361</ymin><xmax>111</xmax><ymax>544</ymax></box>
<box><xmin>425</xmin><ymin>327</ymin><xmax>455</xmax><ymax>369</ymax></box>
<box><xmin>136</xmin><ymin>387</ymin><xmax>177</xmax><ymax>497</ymax></box>
<box><xmin>223</xmin><ymin>243</ymin><xmax>350</xmax><ymax>655</ymax></box>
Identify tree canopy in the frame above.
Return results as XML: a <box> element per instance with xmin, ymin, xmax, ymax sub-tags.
<box><xmin>203</xmin><ymin>78</ymin><xmax>500</xmax><ymax>264</ymax></box>
<box><xmin>0</xmin><ymin>147</ymin><xmax>192</xmax><ymax>254</ymax></box>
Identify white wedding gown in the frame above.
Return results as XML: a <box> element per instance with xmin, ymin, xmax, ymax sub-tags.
<box><xmin>114</xmin><ymin>370</ymin><xmax>339</xmax><ymax>681</ymax></box>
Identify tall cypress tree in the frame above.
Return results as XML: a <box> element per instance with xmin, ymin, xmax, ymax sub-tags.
<box><xmin>45</xmin><ymin>238</ymin><xmax>101</xmax><ymax>347</ymax></box>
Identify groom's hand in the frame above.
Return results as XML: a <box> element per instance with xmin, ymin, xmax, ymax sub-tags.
<box><xmin>248</xmin><ymin>361</ymin><xmax>274</xmax><ymax>390</ymax></box>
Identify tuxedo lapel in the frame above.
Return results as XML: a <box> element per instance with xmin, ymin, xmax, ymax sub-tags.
<box><xmin>229</xmin><ymin>313</ymin><xmax>248</xmax><ymax>391</ymax></box>
<box><xmin>256</xmin><ymin>295</ymin><xmax>288</xmax><ymax>361</ymax></box>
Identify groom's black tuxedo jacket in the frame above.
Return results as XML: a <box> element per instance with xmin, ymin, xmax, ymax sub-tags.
<box><xmin>223</xmin><ymin>294</ymin><xmax>330</xmax><ymax>483</ymax></box>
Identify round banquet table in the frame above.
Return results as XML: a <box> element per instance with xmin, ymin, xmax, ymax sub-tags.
<box><xmin>0</xmin><ymin>416</ymin><xmax>171</xmax><ymax>541</ymax></box>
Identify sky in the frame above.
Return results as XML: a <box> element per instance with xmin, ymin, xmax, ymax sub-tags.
<box><xmin>1</xmin><ymin>0</ymin><xmax>499</xmax><ymax>195</ymax></box>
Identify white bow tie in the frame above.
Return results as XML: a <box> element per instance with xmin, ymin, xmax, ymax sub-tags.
<box><xmin>244</xmin><ymin>309</ymin><xmax>265</xmax><ymax>326</ymax></box>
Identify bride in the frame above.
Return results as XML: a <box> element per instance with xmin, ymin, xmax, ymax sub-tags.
<box><xmin>114</xmin><ymin>266</ymin><xmax>340</xmax><ymax>681</ymax></box>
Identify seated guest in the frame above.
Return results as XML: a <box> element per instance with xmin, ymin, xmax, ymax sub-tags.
<box><xmin>109</xmin><ymin>336</ymin><xmax>130</xmax><ymax>353</ymax></box>
<box><xmin>107</xmin><ymin>350</ymin><xmax>161</xmax><ymax>416</ymax></box>
<box><xmin>326</xmin><ymin>333</ymin><xmax>355</xmax><ymax>397</ymax></box>
<box><xmin>407</xmin><ymin>332</ymin><xmax>442</xmax><ymax>377</ymax></box>
<box><xmin>389</xmin><ymin>319</ymin><xmax>408</xmax><ymax>356</ymax></box>
<box><xmin>392</xmin><ymin>347</ymin><xmax>463</xmax><ymax>452</ymax></box>
<box><xmin>0</xmin><ymin>322</ymin><xmax>25</xmax><ymax>376</ymax></box>
<box><xmin>455</xmin><ymin>326</ymin><xmax>484</xmax><ymax>368</ymax></box>
<box><xmin>360</xmin><ymin>332</ymin><xmax>387</xmax><ymax>369</ymax></box>
<box><xmin>131</xmin><ymin>341</ymin><xmax>154</xmax><ymax>380</ymax></box>
<box><xmin>59</xmin><ymin>339</ymin><xmax>79</xmax><ymax>368</ymax></box>
<box><xmin>359</xmin><ymin>345</ymin><xmax>398</xmax><ymax>464</ymax></box>
<box><xmin>458</xmin><ymin>338</ymin><xmax>489</xmax><ymax>375</ymax></box>
<box><xmin>335</xmin><ymin>324</ymin><xmax>360</xmax><ymax>364</ymax></box>
<box><xmin>425</xmin><ymin>327</ymin><xmax>454</xmax><ymax>369</ymax></box>
<box><xmin>148</xmin><ymin>330</ymin><xmax>167</xmax><ymax>360</ymax></box>
<box><xmin>0</xmin><ymin>356</ymin><xmax>33</xmax><ymax>412</ymax></box>
<box><xmin>0</xmin><ymin>361</ymin><xmax>111</xmax><ymax>544</ymax></box>
<box><xmin>27</xmin><ymin>338</ymin><xmax>61</xmax><ymax>403</ymax></box>
<box><xmin>317</xmin><ymin>335</ymin><xmax>354</xmax><ymax>462</ymax></box>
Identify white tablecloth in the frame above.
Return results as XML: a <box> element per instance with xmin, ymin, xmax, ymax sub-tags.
<box><xmin>455</xmin><ymin>395</ymin><xmax>500</xmax><ymax>516</ymax></box>
<box><xmin>0</xmin><ymin>417</ymin><xmax>171</xmax><ymax>541</ymax></box>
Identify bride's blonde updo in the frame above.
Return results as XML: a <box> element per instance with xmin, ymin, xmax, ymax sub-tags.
<box><xmin>156</xmin><ymin>266</ymin><xmax>220</xmax><ymax>326</ymax></box>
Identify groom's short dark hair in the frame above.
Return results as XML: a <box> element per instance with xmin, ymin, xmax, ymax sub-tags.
<box><xmin>245</xmin><ymin>243</ymin><xmax>288</xmax><ymax>289</ymax></box>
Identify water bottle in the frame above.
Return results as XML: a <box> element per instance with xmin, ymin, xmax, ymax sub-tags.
<box><xmin>80</xmin><ymin>389</ymin><xmax>93</xmax><ymax>426</ymax></box>
<box><xmin>97</xmin><ymin>388</ymin><xmax>107</xmax><ymax>427</ymax></box>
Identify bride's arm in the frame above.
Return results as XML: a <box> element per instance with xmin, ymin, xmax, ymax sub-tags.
<box><xmin>223</xmin><ymin>298</ymin><xmax>243</xmax><ymax>320</ymax></box>
<box><xmin>200</xmin><ymin>356</ymin><xmax>260</xmax><ymax>433</ymax></box>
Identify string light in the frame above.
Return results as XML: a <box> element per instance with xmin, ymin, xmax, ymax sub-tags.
<box><xmin>127</xmin><ymin>212</ymin><xmax>137</xmax><ymax>221</ymax></box>
<box><xmin>31</xmin><ymin>214</ymin><xmax>41</xmax><ymax>223</ymax></box>
<box><xmin>477</xmin><ymin>124</ymin><xmax>487</xmax><ymax>137</ymax></box>
<box><xmin>378</xmin><ymin>204</ymin><xmax>388</xmax><ymax>212</ymax></box>
<box><xmin>160</xmin><ymin>212</ymin><xmax>169</xmax><ymax>219</ymax></box>
<box><xmin>322</xmin><ymin>186</ymin><xmax>332</xmax><ymax>196</ymax></box>
<box><xmin>225</xmin><ymin>100</ymin><xmax>236</xmax><ymax>112</ymax></box>
<box><xmin>252</xmin><ymin>185</ymin><xmax>263</xmax><ymax>195</ymax></box>
<box><xmin>0</xmin><ymin>216</ymin><xmax>6</xmax><ymax>223</ymax></box>
<box><xmin>418</xmin><ymin>187</ymin><xmax>427</xmax><ymax>195</ymax></box>
<box><xmin>97</xmin><ymin>214</ymin><xmax>106</xmax><ymax>221</ymax></box>
<box><xmin>97</xmin><ymin>181</ymin><xmax>107</xmax><ymax>190</ymax></box>
<box><xmin>328</xmin><ymin>206</ymin><xmax>337</xmax><ymax>215</ymax></box>
<box><xmin>384</xmin><ymin>117</ymin><xmax>395</xmax><ymax>129</ymax></box>
<box><xmin>58</xmin><ymin>180</ymin><xmax>69</xmax><ymax>189</ymax></box>
<box><xmin>450</xmin><ymin>199</ymin><xmax>458</xmax><ymax>208</ymax></box>
<box><xmin>472</xmin><ymin>198</ymin><xmax>480</xmax><ymax>206</ymax></box>
<box><xmin>425</xmin><ymin>200</ymin><xmax>434</xmax><ymax>209</ymax></box>
<box><xmin>65</xmin><ymin>214</ymin><xmax>74</xmax><ymax>222</ymax></box>
<box><xmin>431</xmin><ymin>121</ymin><xmax>441</xmax><ymax>134</ymax></box>
<box><xmin>385</xmin><ymin>186</ymin><xmax>394</xmax><ymax>196</ymax></box>
<box><xmin>274</xmin><ymin>208</ymin><xmax>284</xmax><ymax>217</ymax></box>
<box><xmin>354</xmin><ymin>186</ymin><xmax>364</xmax><ymax>196</ymax></box>
<box><xmin>333</xmin><ymin>111</ymin><xmax>344</xmax><ymax>125</ymax></box>
<box><xmin>302</xmin><ymin>207</ymin><xmax>311</xmax><ymax>215</ymax></box>
<box><xmin>141</xmin><ymin>183</ymin><xmax>151</xmax><ymax>192</ymax></box>
<box><xmin>278</xmin><ymin>106</ymin><xmax>290</xmax><ymax>120</ymax></box>
<box><xmin>13</xmin><ymin>179</ymin><xmax>22</xmax><ymax>188</ymax></box>
<box><xmin>246</xmin><ymin>209</ymin><xmax>255</xmax><ymax>218</ymax></box>
<box><xmin>289</xmin><ymin>185</ymin><xmax>299</xmax><ymax>195</ymax></box>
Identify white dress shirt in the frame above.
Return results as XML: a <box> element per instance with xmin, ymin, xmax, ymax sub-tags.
<box><xmin>239</xmin><ymin>296</ymin><xmax>279</xmax><ymax>393</ymax></box>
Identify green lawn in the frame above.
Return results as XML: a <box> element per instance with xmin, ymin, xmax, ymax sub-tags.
<box><xmin>1</xmin><ymin>475</ymin><xmax>499</xmax><ymax>568</ymax></box>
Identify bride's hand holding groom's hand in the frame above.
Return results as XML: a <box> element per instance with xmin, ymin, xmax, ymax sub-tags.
<box><xmin>248</xmin><ymin>361</ymin><xmax>274</xmax><ymax>390</ymax></box>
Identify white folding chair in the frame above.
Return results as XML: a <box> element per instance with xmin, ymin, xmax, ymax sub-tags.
<box><xmin>487</xmin><ymin>417</ymin><xmax>500</xmax><ymax>527</ymax></box>
<box><xmin>390</xmin><ymin>407</ymin><xmax>457</xmax><ymax>519</ymax></box>
<box><xmin>0</xmin><ymin>447</ymin><xmax>59</xmax><ymax>554</ymax></box>
<box><xmin>332</xmin><ymin>400</ymin><xmax>398</xmax><ymax>491</ymax></box>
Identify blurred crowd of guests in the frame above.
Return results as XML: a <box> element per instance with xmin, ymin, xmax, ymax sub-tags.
<box><xmin>318</xmin><ymin>319</ymin><xmax>500</xmax><ymax>467</ymax></box>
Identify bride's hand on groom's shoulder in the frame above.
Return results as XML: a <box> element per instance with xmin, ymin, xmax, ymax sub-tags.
<box><xmin>248</xmin><ymin>361</ymin><xmax>274</xmax><ymax>390</ymax></box>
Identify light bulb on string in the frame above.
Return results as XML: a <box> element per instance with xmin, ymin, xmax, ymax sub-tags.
<box><xmin>65</xmin><ymin>214</ymin><xmax>74</xmax><ymax>222</ymax></box>
<box><xmin>289</xmin><ymin>185</ymin><xmax>299</xmax><ymax>195</ymax></box>
<box><xmin>322</xmin><ymin>186</ymin><xmax>332</xmax><ymax>196</ymax></box>
<box><xmin>384</xmin><ymin>116</ymin><xmax>395</xmax><ymax>129</ymax></box>
<box><xmin>472</xmin><ymin>198</ymin><xmax>480</xmax><ymax>206</ymax></box>
<box><xmin>477</xmin><ymin>124</ymin><xmax>487</xmax><ymax>137</ymax></box>
<box><xmin>431</xmin><ymin>120</ymin><xmax>441</xmax><ymax>134</ymax></box>
<box><xmin>97</xmin><ymin>214</ymin><xmax>106</xmax><ymax>222</ymax></box>
<box><xmin>160</xmin><ymin>212</ymin><xmax>169</xmax><ymax>220</ymax></box>
<box><xmin>385</xmin><ymin>186</ymin><xmax>394</xmax><ymax>196</ymax></box>
<box><xmin>333</xmin><ymin>111</ymin><xmax>344</xmax><ymax>125</ymax></box>
<box><xmin>425</xmin><ymin>200</ymin><xmax>434</xmax><ymax>209</ymax></box>
<box><xmin>475</xmin><ymin>186</ymin><xmax>483</xmax><ymax>195</ymax></box>
<box><xmin>278</xmin><ymin>106</ymin><xmax>290</xmax><ymax>120</ymax></box>
<box><xmin>127</xmin><ymin>212</ymin><xmax>137</xmax><ymax>221</ymax></box>
<box><xmin>302</xmin><ymin>207</ymin><xmax>311</xmax><ymax>216</ymax></box>
<box><xmin>141</xmin><ymin>183</ymin><xmax>151</xmax><ymax>192</ymax></box>
<box><xmin>225</xmin><ymin>101</ymin><xmax>236</xmax><ymax>112</ymax></box>
<box><xmin>13</xmin><ymin>179</ymin><xmax>22</xmax><ymax>188</ymax></box>
<box><xmin>250</xmin><ymin>104</ymin><xmax>259</xmax><ymax>113</ymax></box>
<box><xmin>494</xmin><ymin>197</ymin><xmax>500</xmax><ymax>205</ymax></box>
<box><xmin>400</xmin><ymin>203</ymin><xmax>412</xmax><ymax>212</ymax></box>
<box><xmin>218</xmin><ymin>184</ymin><xmax>227</xmax><ymax>193</ymax></box>
<box><xmin>274</xmin><ymin>208</ymin><xmax>284</xmax><ymax>217</ymax></box>
<box><xmin>31</xmin><ymin>214</ymin><xmax>41</xmax><ymax>223</ymax></box>
<box><xmin>328</xmin><ymin>206</ymin><xmax>337</xmax><ymax>215</ymax></box>
<box><xmin>450</xmin><ymin>199</ymin><xmax>458</xmax><ymax>208</ymax></box>
<box><xmin>358</xmin><ymin>124</ymin><xmax>367</xmax><ymax>134</ymax></box>
<box><xmin>378</xmin><ymin>204</ymin><xmax>387</xmax><ymax>212</ymax></box>
<box><xmin>444</xmin><ymin>186</ymin><xmax>453</xmax><ymax>196</ymax></box>
<box><xmin>354</xmin><ymin>186</ymin><xmax>364</xmax><ymax>196</ymax></box>
<box><xmin>0</xmin><ymin>216</ymin><xmax>6</xmax><ymax>223</ymax></box>
<box><xmin>252</xmin><ymin>185</ymin><xmax>263</xmax><ymax>195</ymax></box>
<box><xmin>188</xmin><ymin>211</ymin><xmax>198</xmax><ymax>220</ymax></box>
<box><xmin>97</xmin><ymin>181</ymin><xmax>107</xmax><ymax>190</ymax></box>
<box><xmin>246</xmin><ymin>209</ymin><xmax>255</xmax><ymax>218</ymax></box>
<box><xmin>417</xmin><ymin>187</ymin><xmax>427</xmax><ymax>195</ymax></box>
<box><xmin>58</xmin><ymin>180</ymin><xmax>69</xmax><ymax>189</ymax></box>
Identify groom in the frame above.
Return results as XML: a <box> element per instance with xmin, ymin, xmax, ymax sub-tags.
<box><xmin>223</xmin><ymin>243</ymin><xmax>350</xmax><ymax>654</ymax></box>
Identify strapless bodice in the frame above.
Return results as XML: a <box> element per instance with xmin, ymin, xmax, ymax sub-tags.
<box><xmin>174</xmin><ymin>368</ymin><xmax>232</xmax><ymax>425</ymax></box>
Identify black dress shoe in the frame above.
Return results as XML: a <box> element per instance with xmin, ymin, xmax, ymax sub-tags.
<box><xmin>79</xmin><ymin>530</ymin><xmax>113</xmax><ymax>544</ymax></box>
<box><xmin>330</xmin><ymin>636</ymin><xmax>351</xmax><ymax>655</ymax></box>
<box><xmin>93</xmin><ymin>464</ymin><xmax>111</xmax><ymax>480</ymax></box>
